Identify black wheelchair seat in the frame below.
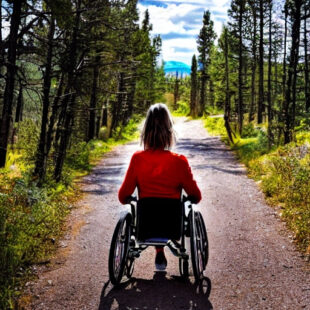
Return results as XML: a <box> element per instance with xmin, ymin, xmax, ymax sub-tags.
<box><xmin>137</xmin><ymin>197</ymin><xmax>183</xmax><ymax>241</ymax></box>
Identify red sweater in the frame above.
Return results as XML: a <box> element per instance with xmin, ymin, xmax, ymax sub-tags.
<box><xmin>118</xmin><ymin>149</ymin><xmax>202</xmax><ymax>204</ymax></box>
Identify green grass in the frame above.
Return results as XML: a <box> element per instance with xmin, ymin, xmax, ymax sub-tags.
<box><xmin>0</xmin><ymin>117</ymin><xmax>140</xmax><ymax>309</ymax></box>
<box><xmin>203</xmin><ymin>115</ymin><xmax>310</xmax><ymax>255</ymax></box>
<box><xmin>171</xmin><ymin>100</ymin><xmax>190</xmax><ymax>116</ymax></box>
<box><xmin>203</xmin><ymin>116</ymin><xmax>227</xmax><ymax>137</ymax></box>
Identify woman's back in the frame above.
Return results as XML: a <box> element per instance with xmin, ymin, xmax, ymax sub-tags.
<box><xmin>118</xmin><ymin>149</ymin><xmax>201</xmax><ymax>204</ymax></box>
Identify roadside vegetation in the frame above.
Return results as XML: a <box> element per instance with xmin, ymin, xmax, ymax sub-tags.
<box><xmin>0</xmin><ymin>117</ymin><xmax>140</xmax><ymax>308</ymax></box>
<box><xmin>203</xmin><ymin>115</ymin><xmax>310</xmax><ymax>255</ymax></box>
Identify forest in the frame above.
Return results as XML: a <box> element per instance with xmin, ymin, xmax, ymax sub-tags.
<box><xmin>0</xmin><ymin>0</ymin><xmax>309</xmax><ymax>308</ymax></box>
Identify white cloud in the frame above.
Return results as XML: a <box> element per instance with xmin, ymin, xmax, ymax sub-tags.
<box><xmin>162</xmin><ymin>38</ymin><xmax>197</xmax><ymax>63</ymax></box>
<box><xmin>138</xmin><ymin>0</ymin><xmax>230</xmax><ymax>65</ymax></box>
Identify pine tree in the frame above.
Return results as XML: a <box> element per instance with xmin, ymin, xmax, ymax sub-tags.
<box><xmin>197</xmin><ymin>10</ymin><xmax>216</xmax><ymax>116</ymax></box>
<box><xmin>228</xmin><ymin>0</ymin><xmax>247</xmax><ymax>134</ymax></box>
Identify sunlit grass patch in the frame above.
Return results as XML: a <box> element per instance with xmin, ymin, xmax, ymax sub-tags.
<box><xmin>203</xmin><ymin>115</ymin><xmax>226</xmax><ymax>136</ymax></box>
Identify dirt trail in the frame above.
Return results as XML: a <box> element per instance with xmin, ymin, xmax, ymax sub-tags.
<box><xmin>25</xmin><ymin>118</ymin><xmax>310</xmax><ymax>310</ymax></box>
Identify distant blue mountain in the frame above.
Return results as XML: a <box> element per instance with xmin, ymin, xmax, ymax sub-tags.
<box><xmin>164</xmin><ymin>61</ymin><xmax>191</xmax><ymax>76</ymax></box>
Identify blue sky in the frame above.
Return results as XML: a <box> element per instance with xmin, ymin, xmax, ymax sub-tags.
<box><xmin>137</xmin><ymin>0</ymin><xmax>230</xmax><ymax>65</ymax></box>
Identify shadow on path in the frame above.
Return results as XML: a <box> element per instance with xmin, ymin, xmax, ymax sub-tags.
<box><xmin>99</xmin><ymin>273</ymin><xmax>213</xmax><ymax>310</ymax></box>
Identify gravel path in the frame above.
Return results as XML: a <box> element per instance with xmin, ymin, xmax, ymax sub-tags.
<box><xmin>25</xmin><ymin>118</ymin><xmax>310</xmax><ymax>310</ymax></box>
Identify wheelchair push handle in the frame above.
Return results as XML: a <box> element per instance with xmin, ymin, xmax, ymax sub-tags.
<box><xmin>125</xmin><ymin>196</ymin><xmax>137</xmax><ymax>204</ymax></box>
<box><xmin>182</xmin><ymin>195</ymin><xmax>198</xmax><ymax>204</ymax></box>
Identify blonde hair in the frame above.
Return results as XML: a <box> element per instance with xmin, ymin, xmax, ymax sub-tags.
<box><xmin>141</xmin><ymin>103</ymin><xmax>175</xmax><ymax>150</ymax></box>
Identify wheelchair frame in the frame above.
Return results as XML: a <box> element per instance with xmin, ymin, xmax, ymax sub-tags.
<box><xmin>108</xmin><ymin>196</ymin><xmax>209</xmax><ymax>286</ymax></box>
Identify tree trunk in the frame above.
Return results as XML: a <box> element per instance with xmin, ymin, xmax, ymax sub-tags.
<box><xmin>88</xmin><ymin>54</ymin><xmax>100</xmax><ymax>141</ymax></box>
<box><xmin>267</xmin><ymin>0</ymin><xmax>273</xmax><ymax>147</ymax></box>
<box><xmin>210</xmin><ymin>80</ymin><xmax>215</xmax><ymax>107</ymax></box>
<box><xmin>238</xmin><ymin>1</ymin><xmax>244</xmax><ymax>134</ymax></box>
<box><xmin>111</xmin><ymin>69</ymin><xmax>125</xmax><ymax>134</ymax></box>
<box><xmin>173</xmin><ymin>72</ymin><xmax>179</xmax><ymax>111</ymax></box>
<box><xmin>190</xmin><ymin>56</ymin><xmax>198</xmax><ymax>117</ymax></box>
<box><xmin>54</xmin><ymin>94</ymin><xmax>76</xmax><ymax>182</ymax></box>
<box><xmin>249</xmin><ymin>3</ymin><xmax>257</xmax><ymax>122</ymax></box>
<box><xmin>0</xmin><ymin>0</ymin><xmax>4</xmax><ymax>72</ymax></box>
<box><xmin>224</xmin><ymin>28</ymin><xmax>234</xmax><ymax>144</ymax></box>
<box><xmin>15</xmin><ymin>83</ymin><xmax>24</xmax><ymax>122</ymax></box>
<box><xmin>199</xmin><ymin>73</ymin><xmax>206</xmax><ymax>116</ymax></box>
<box><xmin>34</xmin><ymin>16</ymin><xmax>55</xmax><ymax>183</ymax></box>
<box><xmin>281</xmin><ymin>3</ymin><xmax>288</xmax><ymax>134</ymax></box>
<box><xmin>0</xmin><ymin>0</ymin><xmax>23</xmax><ymax>167</ymax></box>
<box><xmin>304</xmin><ymin>8</ymin><xmax>310</xmax><ymax>113</ymax></box>
<box><xmin>46</xmin><ymin>74</ymin><xmax>64</xmax><ymax>156</ymax></box>
<box><xmin>101</xmin><ymin>100</ymin><xmax>108</xmax><ymax>127</ymax></box>
<box><xmin>284</xmin><ymin>0</ymin><xmax>302</xmax><ymax>144</ymax></box>
<box><xmin>124</xmin><ymin>67</ymin><xmax>137</xmax><ymax>123</ymax></box>
<box><xmin>258</xmin><ymin>0</ymin><xmax>264</xmax><ymax>124</ymax></box>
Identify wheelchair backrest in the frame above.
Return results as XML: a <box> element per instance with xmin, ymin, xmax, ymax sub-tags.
<box><xmin>136</xmin><ymin>197</ymin><xmax>183</xmax><ymax>241</ymax></box>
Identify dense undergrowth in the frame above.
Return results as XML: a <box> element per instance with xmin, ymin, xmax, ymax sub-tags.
<box><xmin>204</xmin><ymin>115</ymin><xmax>310</xmax><ymax>255</ymax></box>
<box><xmin>0</xmin><ymin>118</ymin><xmax>140</xmax><ymax>309</ymax></box>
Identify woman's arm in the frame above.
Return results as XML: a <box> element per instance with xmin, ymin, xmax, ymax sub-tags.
<box><xmin>180</xmin><ymin>155</ymin><xmax>202</xmax><ymax>203</ymax></box>
<box><xmin>118</xmin><ymin>153</ymin><xmax>138</xmax><ymax>204</ymax></box>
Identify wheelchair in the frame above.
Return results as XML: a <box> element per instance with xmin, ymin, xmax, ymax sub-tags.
<box><xmin>108</xmin><ymin>195</ymin><xmax>209</xmax><ymax>286</ymax></box>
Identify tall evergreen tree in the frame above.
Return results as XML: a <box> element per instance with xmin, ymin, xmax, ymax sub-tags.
<box><xmin>228</xmin><ymin>0</ymin><xmax>247</xmax><ymax>134</ymax></box>
<box><xmin>197</xmin><ymin>10</ymin><xmax>216</xmax><ymax>116</ymax></box>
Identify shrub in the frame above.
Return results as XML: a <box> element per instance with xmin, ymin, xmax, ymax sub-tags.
<box><xmin>257</xmin><ymin>144</ymin><xmax>310</xmax><ymax>251</ymax></box>
<box><xmin>241</xmin><ymin>123</ymin><xmax>259</xmax><ymax>138</ymax></box>
<box><xmin>0</xmin><ymin>172</ymin><xmax>70</xmax><ymax>308</ymax></box>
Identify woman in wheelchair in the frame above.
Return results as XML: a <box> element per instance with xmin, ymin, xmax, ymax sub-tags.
<box><xmin>118</xmin><ymin>103</ymin><xmax>201</xmax><ymax>271</ymax></box>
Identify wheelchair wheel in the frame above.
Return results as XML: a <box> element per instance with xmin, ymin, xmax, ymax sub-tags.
<box><xmin>108</xmin><ymin>213</ymin><xmax>132</xmax><ymax>285</ymax></box>
<box><xmin>189</xmin><ymin>210</ymin><xmax>207</xmax><ymax>282</ymax></box>
<box><xmin>197</xmin><ymin>211</ymin><xmax>209</xmax><ymax>267</ymax></box>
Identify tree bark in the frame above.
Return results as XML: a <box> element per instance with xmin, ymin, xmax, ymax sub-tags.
<box><xmin>249</xmin><ymin>1</ymin><xmax>257</xmax><ymax>122</ymax></box>
<box><xmin>46</xmin><ymin>74</ymin><xmax>64</xmax><ymax>156</ymax></box>
<box><xmin>199</xmin><ymin>72</ymin><xmax>206</xmax><ymax>116</ymax></box>
<box><xmin>237</xmin><ymin>0</ymin><xmax>244</xmax><ymax>134</ymax></box>
<box><xmin>267</xmin><ymin>0</ymin><xmax>273</xmax><ymax>147</ymax></box>
<box><xmin>88</xmin><ymin>54</ymin><xmax>100</xmax><ymax>141</ymax></box>
<box><xmin>284</xmin><ymin>0</ymin><xmax>302</xmax><ymax>144</ymax></box>
<box><xmin>304</xmin><ymin>8</ymin><xmax>310</xmax><ymax>113</ymax></box>
<box><xmin>15</xmin><ymin>83</ymin><xmax>24</xmax><ymax>122</ymax></box>
<box><xmin>0</xmin><ymin>0</ymin><xmax>23</xmax><ymax>167</ymax></box>
<box><xmin>281</xmin><ymin>3</ymin><xmax>288</xmax><ymax>131</ymax></box>
<box><xmin>258</xmin><ymin>0</ymin><xmax>264</xmax><ymax>124</ymax></box>
<box><xmin>34</xmin><ymin>16</ymin><xmax>55</xmax><ymax>183</ymax></box>
<box><xmin>223</xmin><ymin>27</ymin><xmax>234</xmax><ymax>143</ymax></box>
<box><xmin>190</xmin><ymin>55</ymin><xmax>198</xmax><ymax>117</ymax></box>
